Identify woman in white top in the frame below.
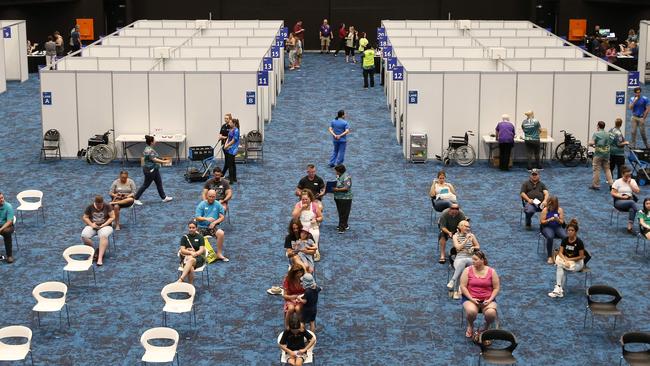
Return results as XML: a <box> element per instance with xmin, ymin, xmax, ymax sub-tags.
<box><xmin>292</xmin><ymin>190</ymin><xmax>323</xmax><ymax>245</ymax></box>
<box><xmin>109</xmin><ymin>170</ymin><xmax>137</xmax><ymax>230</ymax></box>
<box><xmin>345</xmin><ymin>26</ymin><xmax>358</xmax><ymax>63</ymax></box>
<box><xmin>429</xmin><ymin>171</ymin><xmax>458</xmax><ymax>213</ymax></box>
<box><xmin>448</xmin><ymin>220</ymin><xmax>479</xmax><ymax>299</ymax></box>
<box><xmin>610</xmin><ymin>166</ymin><xmax>640</xmax><ymax>233</ymax></box>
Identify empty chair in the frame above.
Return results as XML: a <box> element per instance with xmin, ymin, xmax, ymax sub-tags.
<box><xmin>140</xmin><ymin>327</ymin><xmax>180</xmax><ymax>365</ymax></box>
<box><xmin>477</xmin><ymin>329</ymin><xmax>518</xmax><ymax>366</ymax></box>
<box><xmin>63</xmin><ymin>245</ymin><xmax>96</xmax><ymax>286</ymax></box>
<box><xmin>0</xmin><ymin>325</ymin><xmax>34</xmax><ymax>365</ymax></box>
<box><xmin>619</xmin><ymin>332</ymin><xmax>650</xmax><ymax>366</ymax></box>
<box><xmin>277</xmin><ymin>330</ymin><xmax>317</xmax><ymax>364</ymax></box>
<box><xmin>16</xmin><ymin>190</ymin><xmax>44</xmax><ymax>224</ymax></box>
<box><xmin>584</xmin><ymin>285</ymin><xmax>622</xmax><ymax>330</ymax></box>
<box><xmin>245</xmin><ymin>130</ymin><xmax>263</xmax><ymax>162</ymax></box>
<box><xmin>32</xmin><ymin>281</ymin><xmax>70</xmax><ymax>327</ymax></box>
<box><xmin>161</xmin><ymin>282</ymin><xmax>196</xmax><ymax>328</ymax></box>
<box><xmin>40</xmin><ymin>129</ymin><xmax>61</xmax><ymax>160</ymax></box>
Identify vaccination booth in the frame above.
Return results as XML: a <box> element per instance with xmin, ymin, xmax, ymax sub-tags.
<box><xmin>1</xmin><ymin>20</ymin><xmax>29</xmax><ymax>93</ymax></box>
<box><xmin>380</xmin><ymin>20</ymin><xmax>628</xmax><ymax>162</ymax></box>
<box><xmin>40</xmin><ymin>19</ymin><xmax>286</xmax><ymax>159</ymax></box>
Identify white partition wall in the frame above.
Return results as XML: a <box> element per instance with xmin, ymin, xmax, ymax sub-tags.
<box><xmin>40</xmin><ymin>72</ymin><xmax>78</xmax><ymax>157</ymax></box>
<box><xmin>1</xmin><ymin>20</ymin><xmax>28</xmax><ymax>82</ymax></box>
<box><xmin>640</xmin><ymin>20</ymin><xmax>649</xmax><ymax>84</ymax></box>
<box><xmin>0</xmin><ymin>35</ymin><xmax>5</xmax><ymax>93</ymax></box>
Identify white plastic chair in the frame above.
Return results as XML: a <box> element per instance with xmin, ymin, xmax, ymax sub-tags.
<box><xmin>16</xmin><ymin>190</ymin><xmax>44</xmax><ymax>224</ymax></box>
<box><xmin>176</xmin><ymin>251</ymin><xmax>209</xmax><ymax>288</ymax></box>
<box><xmin>32</xmin><ymin>281</ymin><xmax>70</xmax><ymax>327</ymax></box>
<box><xmin>63</xmin><ymin>245</ymin><xmax>96</xmax><ymax>286</ymax></box>
<box><xmin>140</xmin><ymin>327</ymin><xmax>180</xmax><ymax>365</ymax></box>
<box><xmin>0</xmin><ymin>325</ymin><xmax>34</xmax><ymax>365</ymax></box>
<box><xmin>277</xmin><ymin>330</ymin><xmax>316</xmax><ymax>364</ymax></box>
<box><xmin>161</xmin><ymin>282</ymin><xmax>196</xmax><ymax>329</ymax></box>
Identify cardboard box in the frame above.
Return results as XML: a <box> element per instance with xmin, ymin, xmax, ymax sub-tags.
<box><xmin>540</xmin><ymin>128</ymin><xmax>548</xmax><ymax>139</ymax></box>
<box><xmin>491</xmin><ymin>156</ymin><xmax>513</xmax><ymax>168</ymax></box>
<box><xmin>141</xmin><ymin>156</ymin><xmax>173</xmax><ymax>167</ymax></box>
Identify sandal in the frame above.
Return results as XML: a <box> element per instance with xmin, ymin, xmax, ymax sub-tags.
<box><xmin>465</xmin><ymin>328</ymin><xmax>473</xmax><ymax>338</ymax></box>
<box><xmin>438</xmin><ymin>258</ymin><xmax>446</xmax><ymax>264</ymax></box>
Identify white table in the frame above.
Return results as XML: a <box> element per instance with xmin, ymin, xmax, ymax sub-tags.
<box><xmin>482</xmin><ymin>135</ymin><xmax>555</xmax><ymax>167</ymax></box>
<box><xmin>115</xmin><ymin>134</ymin><xmax>186</xmax><ymax>164</ymax></box>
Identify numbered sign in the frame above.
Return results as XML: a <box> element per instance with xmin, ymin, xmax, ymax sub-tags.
<box><xmin>392</xmin><ymin>66</ymin><xmax>404</xmax><ymax>81</ymax></box>
<box><xmin>386</xmin><ymin>57</ymin><xmax>397</xmax><ymax>71</ymax></box>
<box><xmin>615</xmin><ymin>91</ymin><xmax>625</xmax><ymax>105</ymax></box>
<box><xmin>377</xmin><ymin>27</ymin><xmax>386</xmax><ymax>40</ymax></box>
<box><xmin>2</xmin><ymin>27</ymin><xmax>10</xmax><ymax>39</ymax></box>
<box><xmin>270</xmin><ymin>46</ymin><xmax>280</xmax><ymax>58</ymax></box>
<box><xmin>262</xmin><ymin>57</ymin><xmax>273</xmax><ymax>71</ymax></box>
<box><xmin>275</xmin><ymin>36</ymin><xmax>284</xmax><ymax>47</ymax></box>
<box><xmin>408</xmin><ymin>90</ymin><xmax>418</xmax><ymax>104</ymax></box>
<box><xmin>42</xmin><ymin>92</ymin><xmax>52</xmax><ymax>105</ymax></box>
<box><xmin>382</xmin><ymin>46</ymin><xmax>392</xmax><ymax>58</ymax></box>
<box><xmin>246</xmin><ymin>91</ymin><xmax>256</xmax><ymax>105</ymax></box>
<box><xmin>378</xmin><ymin>39</ymin><xmax>388</xmax><ymax>48</ymax></box>
<box><xmin>257</xmin><ymin>71</ymin><xmax>269</xmax><ymax>86</ymax></box>
<box><xmin>628</xmin><ymin>72</ymin><xmax>640</xmax><ymax>88</ymax></box>
<box><xmin>280</xmin><ymin>27</ymin><xmax>289</xmax><ymax>39</ymax></box>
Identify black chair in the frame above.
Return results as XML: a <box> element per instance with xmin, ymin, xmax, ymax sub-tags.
<box><xmin>40</xmin><ymin>129</ymin><xmax>61</xmax><ymax>160</ymax></box>
<box><xmin>584</xmin><ymin>285</ymin><xmax>622</xmax><ymax>330</ymax></box>
<box><xmin>478</xmin><ymin>329</ymin><xmax>518</xmax><ymax>366</ymax></box>
<box><xmin>245</xmin><ymin>130</ymin><xmax>263</xmax><ymax>162</ymax></box>
<box><xmin>619</xmin><ymin>332</ymin><xmax>650</xmax><ymax>366</ymax></box>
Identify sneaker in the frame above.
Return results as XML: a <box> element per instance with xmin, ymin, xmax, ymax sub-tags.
<box><xmin>547</xmin><ymin>257</ymin><xmax>555</xmax><ymax>264</ymax></box>
<box><xmin>345</xmin><ymin>225</ymin><xmax>350</xmax><ymax>230</ymax></box>
<box><xmin>548</xmin><ymin>285</ymin><xmax>564</xmax><ymax>298</ymax></box>
<box><xmin>6</xmin><ymin>256</ymin><xmax>14</xmax><ymax>264</ymax></box>
<box><xmin>314</xmin><ymin>250</ymin><xmax>321</xmax><ymax>262</ymax></box>
<box><xmin>452</xmin><ymin>291</ymin><xmax>461</xmax><ymax>300</ymax></box>
<box><xmin>134</xmin><ymin>200</ymin><xmax>143</xmax><ymax>206</ymax></box>
<box><xmin>447</xmin><ymin>280</ymin><xmax>455</xmax><ymax>290</ymax></box>
<box><xmin>162</xmin><ymin>196</ymin><xmax>173</xmax><ymax>203</ymax></box>
<box><xmin>337</xmin><ymin>228</ymin><xmax>345</xmax><ymax>234</ymax></box>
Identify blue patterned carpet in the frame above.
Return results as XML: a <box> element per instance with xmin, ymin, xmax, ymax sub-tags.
<box><xmin>0</xmin><ymin>55</ymin><xmax>649</xmax><ymax>365</ymax></box>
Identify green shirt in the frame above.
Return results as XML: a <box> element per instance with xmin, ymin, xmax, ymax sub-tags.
<box><xmin>334</xmin><ymin>173</ymin><xmax>352</xmax><ymax>200</ymax></box>
<box><xmin>0</xmin><ymin>202</ymin><xmax>13</xmax><ymax>226</ymax></box>
<box><xmin>592</xmin><ymin>130</ymin><xmax>611</xmax><ymax>158</ymax></box>
<box><xmin>608</xmin><ymin>127</ymin><xmax>625</xmax><ymax>156</ymax></box>
<box><xmin>521</xmin><ymin>118</ymin><xmax>541</xmax><ymax>141</ymax></box>
<box><xmin>362</xmin><ymin>49</ymin><xmax>375</xmax><ymax>69</ymax></box>
<box><xmin>143</xmin><ymin>146</ymin><xmax>161</xmax><ymax>171</ymax></box>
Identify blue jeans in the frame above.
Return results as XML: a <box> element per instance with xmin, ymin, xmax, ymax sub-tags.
<box><xmin>432</xmin><ymin>198</ymin><xmax>452</xmax><ymax>212</ymax></box>
<box><xmin>542</xmin><ymin>225</ymin><xmax>567</xmax><ymax>257</ymax></box>
<box><xmin>329</xmin><ymin>140</ymin><xmax>347</xmax><ymax>166</ymax></box>
<box><xmin>614</xmin><ymin>199</ymin><xmax>637</xmax><ymax>222</ymax></box>
<box><xmin>524</xmin><ymin>203</ymin><xmax>541</xmax><ymax>226</ymax></box>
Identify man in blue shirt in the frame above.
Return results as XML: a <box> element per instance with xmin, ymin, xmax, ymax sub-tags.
<box><xmin>328</xmin><ymin>110</ymin><xmax>350</xmax><ymax>167</ymax></box>
<box><xmin>195</xmin><ymin>189</ymin><xmax>229</xmax><ymax>261</ymax></box>
<box><xmin>0</xmin><ymin>192</ymin><xmax>15</xmax><ymax>263</ymax></box>
<box><xmin>629</xmin><ymin>87</ymin><xmax>650</xmax><ymax>149</ymax></box>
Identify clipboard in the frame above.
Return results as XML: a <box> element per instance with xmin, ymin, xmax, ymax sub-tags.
<box><xmin>325</xmin><ymin>181</ymin><xmax>337</xmax><ymax>193</ymax></box>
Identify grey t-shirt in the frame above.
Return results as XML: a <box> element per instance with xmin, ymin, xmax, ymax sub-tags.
<box><xmin>110</xmin><ymin>178</ymin><xmax>136</xmax><ymax>196</ymax></box>
<box><xmin>439</xmin><ymin>209</ymin><xmax>467</xmax><ymax>233</ymax></box>
<box><xmin>45</xmin><ymin>41</ymin><xmax>57</xmax><ymax>56</ymax></box>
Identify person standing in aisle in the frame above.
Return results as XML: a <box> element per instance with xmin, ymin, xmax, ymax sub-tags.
<box><xmin>328</xmin><ymin>110</ymin><xmax>350</xmax><ymax>167</ymax></box>
<box><xmin>333</xmin><ymin>164</ymin><xmax>352</xmax><ymax>234</ymax></box>
<box><xmin>70</xmin><ymin>24</ymin><xmax>81</xmax><ymax>55</ymax></box>
<box><xmin>628</xmin><ymin>87</ymin><xmax>650</xmax><ymax>149</ymax></box>
<box><xmin>333</xmin><ymin>23</ymin><xmax>346</xmax><ymax>56</ymax></box>
<box><xmin>608</xmin><ymin>117</ymin><xmax>628</xmax><ymax>179</ymax></box>
<box><xmin>44</xmin><ymin>36</ymin><xmax>57</xmax><ymax>69</ymax></box>
<box><xmin>133</xmin><ymin>135</ymin><xmax>173</xmax><ymax>205</ymax></box>
<box><xmin>589</xmin><ymin>120</ymin><xmax>614</xmax><ymax>190</ymax></box>
<box><xmin>222</xmin><ymin>118</ymin><xmax>240</xmax><ymax>183</ymax></box>
<box><xmin>345</xmin><ymin>26</ymin><xmax>358</xmax><ymax>63</ymax></box>
<box><xmin>293</xmin><ymin>20</ymin><xmax>305</xmax><ymax>49</ymax></box>
<box><xmin>495</xmin><ymin>114</ymin><xmax>515</xmax><ymax>171</ymax></box>
<box><xmin>521</xmin><ymin>110</ymin><xmax>542</xmax><ymax>171</ymax></box>
<box><xmin>53</xmin><ymin>31</ymin><xmax>64</xmax><ymax>57</ymax></box>
<box><xmin>361</xmin><ymin>43</ymin><xmax>376</xmax><ymax>89</ymax></box>
<box><xmin>319</xmin><ymin>19</ymin><xmax>333</xmax><ymax>54</ymax></box>
<box><xmin>218</xmin><ymin>113</ymin><xmax>232</xmax><ymax>157</ymax></box>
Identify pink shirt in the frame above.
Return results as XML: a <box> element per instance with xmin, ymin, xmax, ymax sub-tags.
<box><xmin>467</xmin><ymin>266</ymin><xmax>494</xmax><ymax>300</ymax></box>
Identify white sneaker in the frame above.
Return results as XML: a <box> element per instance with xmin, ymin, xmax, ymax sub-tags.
<box><xmin>134</xmin><ymin>200</ymin><xmax>143</xmax><ymax>206</ymax></box>
<box><xmin>447</xmin><ymin>280</ymin><xmax>455</xmax><ymax>290</ymax></box>
<box><xmin>162</xmin><ymin>196</ymin><xmax>173</xmax><ymax>203</ymax></box>
<box><xmin>548</xmin><ymin>285</ymin><xmax>564</xmax><ymax>298</ymax></box>
<box><xmin>452</xmin><ymin>291</ymin><xmax>461</xmax><ymax>300</ymax></box>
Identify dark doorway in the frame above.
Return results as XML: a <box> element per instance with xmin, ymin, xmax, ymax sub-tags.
<box><xmin>535</xmin><ymin>0</ymin><xmax>558</xmax><ymax>34</ymax></box>
<box><xmin>104</xmin><ymin>0</ymin><xmax>127</xmax><ymax>35</ymax></box>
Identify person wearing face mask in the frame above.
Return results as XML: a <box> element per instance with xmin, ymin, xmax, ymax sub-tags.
<box><xmin>610</xmin><ymin>166</ymin><xmax>640</xmax><ymax>233</ymax></box>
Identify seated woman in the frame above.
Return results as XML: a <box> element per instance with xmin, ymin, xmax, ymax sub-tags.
<box><xmin>278</xmin><ymin>313</ymin><xmax>316</xmax><ymax>366</ymax></box>
<box><xmin>429</xmin><ymin>170</ymin><xmax>458</xmax><ymax>212</ymax></box>
<box><xmin>178</xmin><ymin>221</ymin><xmax>206</xmax><ymax>284</ymax></box>
<box><xmin>109</xmin><ymin>170</ymin><xmax>137</xmax><ymax>230</ymax></box>
<box><xmin>548</xmin><ymin>218</ymin><xmax>586</xmax><ymax>298</ymax></box>
<box><xmin>447</xmin><ymin>220</ymin><xmax>479</xmax><ymax>300</ymax></box>
<box><xmin>611</xmin><ymin>166</ymin><xmax>640</xmax><ymax>233</ymax></box>
<box><xmin>637</xmin><ymin>198</ymin><xmax>650</xmax><ymax>240</ymax></box>
<box><xmin>540</xmin><ymin>195</ymin><xmax>566</xmax><ymax>264</ymax></box>
<box><xmin>459</xmin><ymin>250</ymin><xmax>500</xmax><ymax>339</ymax></box>
<box><xmin>287</xmin><ymin>228</ymin><xmax>317</xmax><ymax>273</ymax></box>
<box><xmin>283</xmin><ymin>265</ymin><xmax>306</xmax><ymax>328</ymax></box>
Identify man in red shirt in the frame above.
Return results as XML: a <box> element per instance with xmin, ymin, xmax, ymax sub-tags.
<box><xmin>293</xmin><ymin>21</ymin><xmax>305</xmax><ymax>48</ymax></box>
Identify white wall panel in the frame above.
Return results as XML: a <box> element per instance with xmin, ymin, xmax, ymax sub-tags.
<box><xmin>86</xmin><ymin>47</ymin><xmax>120</xmax><ymax>57</ymax></box>
<box><xmin>40</xmin><ymin>72</ymin><xmax>78</xmax><ymax>157</ymax></box>
<box><xmin>431</xmin><ymin>21</ymin><xmax>455</xmax><ymax>28</ymax></box>
<box><xmin>192</xmin><ymin>38</ymin><xmax>220</xmax><ymax>47</ymax></box>
<box><xmin>150</xmin><ymin>29</ymin><xmax>175</xmax><ymax>37</ymax></box>
<box><xmin>254</xmin><ymin>29</ymin><xmax>277</xmax><ymax>37</ymax></box>
<box><xmin>401</xmin><ymin>59</ymin><xmax>430</xmax><ymax>71</ymax></box>
<box><xmin>475</xmin><ymin>38</ymin><xmax>500</xmax><ymax>46</ymax></box>
<box><xmin>405</xmin><ymin>73</ymin><xmax>443</xmax><ymax>158</ymax></box>
<box><xmin>464</xmin><ymin>60</ymin><xmax>497</xmax><ymax>71</ymax></box>
<box><xmin>209</xmin><ymin>21</ymin><xmax>235</xmax><ymax>29</ymax></box>
<box><xmin>395</xmin><ymin>48</ymin><xmax>423</xmax><ymax>58</ymax></box>
<box><xmin>444</xmin><ymin>38</ymin><xmax>472</xmax><ymax>47</ymax></box>
<box><xmin>516</xmin><ymin>74</ymin><xmax>554</xmax><ymax>152</ymax></box>
<box><xmin>492</xmin><ymin>29</ymin><xmax>516</xmax><ymax>37</ymax></box>
<box><xmin>122</xmin><ymin>28</ymin><xmax>150</xmax><ymax>36</ymax></box>
<box><xmin>553</xmin><ymin>74</ymin><xmax>591</xmax><ymax>151</ymax></box>
<box><xmin>454</xmin><ymin>48</ymin><xmax>484</xmax><ymax>58</ymax></box>
<box><xmin>163</xmin><ymin>37</ymin><xmax>186</xmax><ymax>46</ymax></box>
<box><xmin>130</xmin><ymin>59</ymin><xmax>158</xmax><ymax>71</ymax></box>
<box><xmin>503</xmin><ymin>60</ymin><xmax>531</xmax><ymax>71</ymax></box>
<box><xmin>196</xmin><ymin>59</ymin><xmax>230</xmax><ymax>71</ymax></box>
<box><xmin>406</xmin><ymin>21</ymin><xmax>429</xmax><ymax>29</ymax></box>
<box><xmin>112</xmin><ymin>73</ymin><xmax>149</xmax><ymax>156</ymax></box>
<box><xmin>162</xmin><ymin>20</ymin><xmax>187</xmax><ymax>29</ymax></box>
<box><xmin>202</xmin><ymin>29</ymin><xmax>228</xmax><ymax>36</ymax></box>
<box><xmin>221</xmin><ymin>73</ymin><xmax>258</xmax><ymax>136</ymax></box>
<box><xmin>438</xmin><ymin>29</ymin><xmax>462</xmax><ymax>36</ymax></box>
<box><xmin>163</xmin><ymin>59</ymin><xmax>197</xmax><ymax>71</ymax></box>
<box><xmin>219</xmin><ymin>37</ymin><xmax>247</xmax><ymax>46</ymax></box>
<box><xmin>135</xmin><ymin>37</ymin><xmax>164</xmax><ymax>46</ymax></box>
<box><xmin>104</xmin><ymin>37</ymin><xmax>136</xmax><ymax>46</ymax></box>
<box><xmin>240</xmin><ymin>48</ymin><xmax>266</xmax><ymax>58</ymax></box>
<box><xmin>180</xmin><ymin>48</ymin><xmax>210</xmax><ymax>58</ymax></box>
<box><xmin>76</xmin><ymin>73</ymin><xmax>113</xmax><ymax>151</ymax></box>
<box><xmin>416</xmin><ymin>38</ymin><xmax>443</xmax><ymax>47</ymax></box>
<box><xmin>589</xmin><ymin>73</ymin><xmax>627</xmax><ymax>138</ymax></box>
<box><xmin>176</xmin><ymin>29</ymin><xmax>197</xmax><ymax>37</ymax></box>
<box><xmin>234</xmin><ymin>21</ymin><xmax>258</xmax><ymax>28</ymax></box>
<box><xmin>65</xmin><ymin>58</ymin><xmax>98</xmax><ymax>71</ymax></box>
<box><xmin>3</xmin><ymin>24</ymin><xmax>22</xmax><ymax>80</ymax></box>
<box><xmin>443</xmin><ymin>74</ymin><xmax>480</xmax><ymax>158</ymax></box>
<box><xmin>515</xmin><ymin>48</ymin><xmax>545</xmax><ymax>58</ymax></box>
<box><xmin>230</xmin><ymin>29</ymin><xmax>254</xmax><ymax>36</ymax></box>
<box><xmin>564</xmin><ymin>59</ymin><xmax>598</xmax><ymax>71</ymax></box>
<box><xmin>390</xmin><ymin>38</ymin><xmax>416</xmax><ymax>47</ymax></box>
<box><xmin>229</xmin><ymin>59</ymin><xmax>260</xmax><ymax>71</ymax></box>
<box><xmin>501</xmin><ymin>38</ymin><xmax>528</xmax><ymax>47</ymax></box>
<box><xmin>413</xmin><ymin>29</ymin><xmax>438</xmax><ymax>37</ymax></box>
<box><xmin>210</xmin><ymin>47</ymin><xmax>240</xmax><ymax>57</ymax></box>
<box><xmin>383</xmin><ymin>20</ymin><xmax>406</xmax><ymax>28</ymax></box>
<box><xmin>389</xmin><ymin>29</ymin><xmax>412</xmax><ymax>37</ymax></box>
<box><xmin>478</xmin><ymin>73</ymin><xmax>516</xmax><ymax>159</ymax></box>
<box><xmin>0</xmin><ymin>38</ymin><xmax>5</xmax><ymax>93</ymax></box>
<box><xmin>149</xmin><ymin>73</ymin><xmax>185</xmax><ymax>136</ymax></box>
<box><xmin>422</xmin><ymin>48</ymin><xmax>453</xmax><ymax>58</ymax></box>
<box><xmin>529</xmin><ymin>37</ymin><xmax>561</xmax><ymax>47</ymax></box>
<box><xmin>98</xmin><ymin>59</ymin><xmax>130</xmax><ymax>71</ymax></box>
<box><xmin>430</xmin><ymin>59</ymin><xmax>463</xmax><ymax>71</ymax></box>
<box><xmin>120</xmin><ymin>47</ymin><xmax>151</xmax><ymax>57</ymax></box>
<box><xmin>17</xmin><ymin>22</ymin><xmax>27</xmax><ymax>81</ymax></box>
<box><xmin>531</xmin><ymin>59</ymin><xmax>564</xmax><ymax>71</ymax></box>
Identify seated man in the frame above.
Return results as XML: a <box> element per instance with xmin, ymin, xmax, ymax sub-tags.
<box><xmin>520</xmin><ymin>168</ymin><xmax>549</xmax><ymax>230</ymax></box>
<box><xmin>437</xmin><ymin>203</ymin><xmax>468</xmax><ymax>264</ymax></box>
<box><xmin>201</xmin><ymin>167</ymin><xmax>233</xmax><ymax>210</ymax></box>
<box><xmin>296</xmin><ymin>164</ymin><xmax>325</xmax><ymax>210</ymax></box>
<box><xmin>81</xmin><ymin>195</ymin><xmax>114</xmax><ymax>266</ymax></box>
<box><xmin>195</xmin><ymin>189</ymin><xmax>229</xmax><ymax>261</ymax></box>
<box><xmin>0</xmin><ymin>192</ymin><xmax>15</xmax><ymax>263</ymax></box>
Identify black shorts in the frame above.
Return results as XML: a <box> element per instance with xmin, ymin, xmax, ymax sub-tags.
<box><xmin>345</xmin><ymin>46</ymin><xmax>355</xmax><ymax>56</ymax></box>
<box><xmin>111</xmin><ymin>200</ymin><xmax>133</xmax><ymax>208</ymax></box>
<box><xmin>438</xmin><ymin>231</ymin><xmax>450</xmax><ymax>241</ymax></box>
